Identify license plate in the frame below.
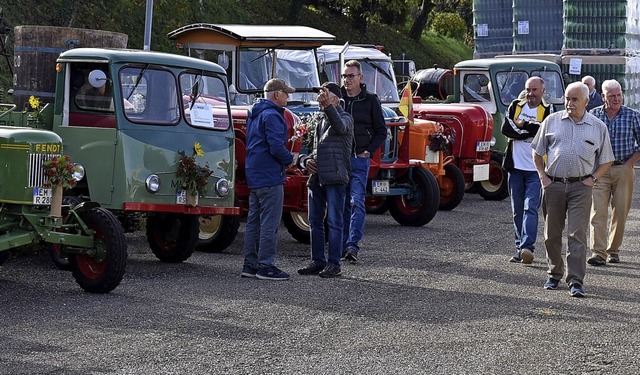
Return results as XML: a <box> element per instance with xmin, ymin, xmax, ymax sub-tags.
<box><xmin>372</xmin><ymin>180</ymin><xmax>390</xmax><ymax>195</ymax></box>
<box><xmin>176</xmin><ymin>189</ymin><xmax>187</xmax><ymax>204</ymax></box>
<box><xmin>476</xmin><ymin>141</ymin><xmax>491</xmax><ymax>152</ymax></box>
<box><xmin>33</xmin><ymin>188</ymin><xmax>52</xmax><ymax>205</ymax></box>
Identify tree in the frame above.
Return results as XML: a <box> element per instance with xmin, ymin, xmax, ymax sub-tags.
<box><xmin>288</xmin><ymin>0</ymin><xmax>306</xmax><ymax>23</ymax></box>
<box><xmin>409</xmin><ymin>0</ymin><xmax>434</xmax><ymax>41</ymax></box>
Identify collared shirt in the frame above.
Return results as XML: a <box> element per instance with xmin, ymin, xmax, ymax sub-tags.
<box><xmin>590</xmin><ymin>105</ymin><xmax>640</xmax><ymax>162</ymax></box>
<box><xmin>532</xmin><ymin>111</ymin><xmax>615</xmax><ymax>178</ymax></box>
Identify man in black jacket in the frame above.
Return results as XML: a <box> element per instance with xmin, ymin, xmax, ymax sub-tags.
<box><xmin>501</xmin><ymin>76</ymin><xmax>552</xmax><ymax>264</ymax></box>
<box><xmin>340</xmin><ymin>60</ymin><xmax>387</xmax><ymax>263</ymax></box>
<box><xmin>298</xmin><ymin>82</ymin><xmax>354</xmax><ymax>278</ymax></box>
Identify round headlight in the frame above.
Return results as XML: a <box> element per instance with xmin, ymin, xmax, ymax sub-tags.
<box><xmin>72</xmin><ymin>163</ymin><xmax>85</xmax><ymax>181</ymax></box>
<box><xmin>216</xmin><ymin>178</ymin><xmax>230</xmax><ymax>197</ymax></box>
<box><xmin>145</xmin><ymin>174</ymin><xmax>161</xmax><ymax>193</ymax></box>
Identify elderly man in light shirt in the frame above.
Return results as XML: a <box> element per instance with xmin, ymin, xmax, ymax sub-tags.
<box><xmin>531</xmin><ymin>81</ymin><xmax>614</xmax><ymax>298</ymax></box>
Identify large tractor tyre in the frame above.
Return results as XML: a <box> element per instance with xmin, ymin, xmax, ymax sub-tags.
<box><xmin>388</xmin><ymin>166</ymin><xmax>440</xmax><ymax>227</ymax></box>
<box><xmin>476</xmin><ymin>151</ymin><xmax>509</xmax><ymax>201</ymax></box>
<box><xmin>438</xmin><ymin>163</ymin><xmax>465</xmax><ymax>211</ymax></box>
<box><xmin>365</xmin><ymin>196</ymin><xmax>389</xmax><ymax>215</ymax></box>
<box><xmin>0</xmin><ymin>251</ymin><xmax>9</xmax><ymax>266</ymax></box>
<box><xmin>47</xmin><ymin>195</ymin><xmax>83</xmax><ymax>271</ymax></box>
<box><xmin>282</xmin><ymin>211</ymin><xmax>311</xmax><ymax>244</ymax></box>
<box><xmin>196</xmin><ymin>214</ymin><xmax>240</xmax><ymax>253</ymax></box>
<box><xmin>69</xmin><ymin>207</ymin><xmax>127</xmax><ymax>294</ymax></box>
<box><xmin>146</xmin><ymin>213</ymin><xmax>199</xmax><ymax>263</ymax></box>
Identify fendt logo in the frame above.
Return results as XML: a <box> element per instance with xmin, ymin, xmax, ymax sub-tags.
<box><xmin>33</xmin><ymin>143</ymin><xmax>62</xmax><ymax>154</ymax></box>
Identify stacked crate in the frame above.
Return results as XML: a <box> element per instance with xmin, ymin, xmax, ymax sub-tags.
<box><xmin>512</xmin><ymin>0</ymin><xmax>563</xmax><ymax>54</ymax></box>
<box><xmin>472</xmin><ymin>0</ymin><xmax>513</xmax><ymax>58</ymax></box>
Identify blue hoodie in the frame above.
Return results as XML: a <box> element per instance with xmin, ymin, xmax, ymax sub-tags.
<box><xmin>245</xmin><ymin>98</ymin><xmax>293</xmax><ymax>189</ymax></box>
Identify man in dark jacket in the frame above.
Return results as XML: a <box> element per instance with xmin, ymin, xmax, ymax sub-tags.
<box><xmin>297</xmin><ymin>82</ymin><xmax>354</xmax><ymax>278</ymax></box>
<box><xmin>501</xmin><ymin>76</ymin><xmax>552</xmax><ymax>265</ymax></box>
<box><xmin>242</xmin><ymin>78</ymin><xmax>295</xmax><ymax>281</ymax></box>
<box><xmin>340</xmin><ymin>60</ymin><xmax>387</xmax><ymax>263</ymax></box>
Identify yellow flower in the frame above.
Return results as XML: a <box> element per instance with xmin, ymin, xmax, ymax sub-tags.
<box><xmin>194</xmin><ymin>142</ymin><xmax>205</xmax><ymax>157</ymax></box>
<box><xmin>29</xmin><ymin>95</ymin><xmax>41</xmax><ymax>110</ymax></box>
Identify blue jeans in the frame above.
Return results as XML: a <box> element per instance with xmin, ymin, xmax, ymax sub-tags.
<box><xmin>508</xmin><ymin>169</ymin><xmax>541</xmax><ymax>254</ymax></box>
<box><xmin>309</xmin><ymin>183</ymin><xmax>346</xmax><ymax>265</ymax></box>
<box><xmin>343</xmin><ymin>155</ymin><xmax>370</xmax><ymax>252</ymax></box>
<box><xmin>243</xmin><ymin>185</ymin><xmax>283</xmax><ymax>269</ymax></box>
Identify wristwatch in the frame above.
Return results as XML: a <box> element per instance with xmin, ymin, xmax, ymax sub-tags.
<box><xmin>590</xmin><ymin>174</ymin><xmax>598</xmax><ymax>184</ymax></box>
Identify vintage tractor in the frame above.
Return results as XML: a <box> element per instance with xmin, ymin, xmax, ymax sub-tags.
<box><xmin>410</xmin><ymin>58</ymin><xmax>566</xmax><ymax>200</ymax></box>
<box><xmin>1</xmin><ymin>46</ymin><xmax>240</xmax><ymax>264</ymax></box>
<box><xmin>0</xmin><ymin>125</ymin><xmax>126</xmax><ymax>293</ymax></box>
<box><xmin>168</xmin><ymin>24</ymin><xmax>441</xmax><ymax>245</ymax></box>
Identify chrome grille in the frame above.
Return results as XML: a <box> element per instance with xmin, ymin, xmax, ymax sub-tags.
<box><xmin>28</xmin><ymin>153</ymin><xmax>59</xmax><ymax>188</ymax></box>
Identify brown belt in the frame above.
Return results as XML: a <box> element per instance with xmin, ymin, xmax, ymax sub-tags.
<box><xmin>547</xmin><ymin>175</ymin><xmax>591</xmax><ymax>183</ymax></box>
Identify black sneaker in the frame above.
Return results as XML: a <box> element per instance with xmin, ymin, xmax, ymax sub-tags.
<box><xmin>607</xmin><ymin>254</ymin><xmax>620</xmax><ymax>263</ymax></box>
<box><xmin>298</xmin><ymin>261</ymin><xmax>326</xmax><ymax>275</ymax></box>
<box><xmin>256</xmin><ymin>266</ymin><xmax>290</xmax><ymax>281</ymax></box>
<box><xmin>240</xmin><ymin>265</ymin><xmax>257</xmax><ymax>278</ymax></box>
<box><xmin>343</xmin><ymin>250</ymin><xmax>358</xmax><ymax>263</ymax></box>
<box><xmin>587</xmin><ymin>255</ymin><xmax>606</xmax><ymax>266</ymax></box>
<box><xmin>544</xmin><ymin>278</ymin><xmax>560</xmax><ymax>290</ymax></box>
<box><xmin>569</xmin><ymin>283</ymin><xmax>585</xmax><ymax>298</ymax></box>
<box><xmin>319</xmin><ymin>264</ymin><xmax>341</xmax><ymax>278</ymax></box>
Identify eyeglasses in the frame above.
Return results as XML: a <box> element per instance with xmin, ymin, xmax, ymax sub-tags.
<box><xmin>275</xmin><ymin>90</ymin><xmax>289</xmax><ymax>99</ymax></box>
<box><xmin>341</xmin><ymin>73</ymin><xmax>359</xmax><ymax>80</ymax></box>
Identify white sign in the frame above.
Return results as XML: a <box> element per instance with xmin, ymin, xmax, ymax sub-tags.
<box><xmin>473</xmin><ymin>164</ymin><xmax>490</xmax><ymax>182</ymax></box>
<box><xmin>477</xmin><ymin>24</ymin><xmax>488</xmax><ymax>37</ymax></box>
<box><xmin>569</xmin><ymin>58</ymin><xmax>582</xmax><ymax>75</ymax></box>
<box><xmin>518</xmin><ymin>21</ymin><xmax>529</xmax><ymax>35</ymax></box>
<box><xmin>190</xmin><ymin>103</ymin><xmax>214</xmax><ymax>128</ymax></box>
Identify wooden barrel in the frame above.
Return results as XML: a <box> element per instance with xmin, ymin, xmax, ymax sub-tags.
<box><xmin>13</xmin><ymin>26</ymin><xmax>128</xmax><ymax>109</ymax></box>
<box><xmin>411</xmin><ymin>68</ymin><xmax>454</xmax><ymax>100</ymax></box>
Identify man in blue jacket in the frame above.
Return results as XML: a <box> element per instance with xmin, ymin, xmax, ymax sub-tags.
<box><xmin>242</xmin><ymin>78</ymin><xmax>295</xmax><ymax>281</ymax></box>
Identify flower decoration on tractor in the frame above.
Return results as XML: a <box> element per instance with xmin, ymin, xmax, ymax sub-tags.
<box><xmin>177</xmin><ymin>142</ymin><xmax>213</xmax><ymax>197</ymax></box>
<box><xmin>295</xmin><ymin>112</ymin><xmax>324</xmax><ymax>152</ymax></box>
<box><xmin>27</xmin><ymin>95</ymin><xmax>45</xmax><ymax>123</ymax></box>
<box><xmin>428</xmin><ymin>127</ymin><xmax>456</xmax><ymax>153</ymax></box>
<box><xmin>42</xmin><ymin>155</ymin><xmax>79</xmax><ymax>189</ymax></box>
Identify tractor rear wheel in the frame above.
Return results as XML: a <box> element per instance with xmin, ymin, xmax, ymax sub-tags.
<box><xmin>438</xmin><ymin>163</ymin><xmax>465</xmax><ymax>211</ymax></box>
<box><xmin>146</xmin><ymin>213</ymin><xmax>198</xmax><ymax>262</ymax></box>
<box><xmin>69</xmin><ymin>207</ymin><xmax>127</xmax><ymax>294</ymax></box>
<box><xmin>388</xmin><ymin>167</ymin><xmax>440</xmax><ymax>226</ymax></box>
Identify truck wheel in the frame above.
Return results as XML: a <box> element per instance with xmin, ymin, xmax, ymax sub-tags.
<box><xmin>366</xmin><ymin>196</ymin><xmax>389</xmax><ymax>215</ymax></box>
<box><xmin>146</xmin><ymin>213</ymin><xmax>198</xmax><ymax>263</ymax></box>
<box><xmin>69</xmin><ymin>207</ymin><xmax>127</xmax><ymax>294</ymax></box>
<box><xmin>46</xmin><ymin>195</ymin><xmax>83</xmax><ymax>271</ymax></box>
<box><xmin>476</xmin><ymin>151</ymin><xmax>509</xmax><ymax>201</ymax></box>
<box><xmin>388</xmin><ymin>166</ymin><xmax>440</xmax><ymax>226</ymax></box>
<box><xmin>196</xmin><ymin>214</ymin><xmax>240</xmax><ymax>253</ymax></box>
<box><xmin>439</xmin><ymin>163</ymin><xmax>465</xmax><ymax>211</ymax></box>
<box><xmin>282</xmin><ymin>211</ymin><xmax>310</xmax><ymax>244</ymax></box>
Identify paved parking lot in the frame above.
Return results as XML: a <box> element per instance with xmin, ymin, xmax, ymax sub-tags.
<box><xmin>2</xmin><ymin>171</ymin><xmax>640</xmax><ymax>374</ymax></box>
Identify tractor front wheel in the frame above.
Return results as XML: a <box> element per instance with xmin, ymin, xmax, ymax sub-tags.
<box><xmin>476</xmin><ymin>151</ymin><xmax>509</xmax><ymax>201</ymax></box>
<box><xmin>146</xmin><ymin>213</ymin><xmax>198</xmax><ymax>262</ymax></box>
<box><xmin>197</xmin><ymin>214</ymin><xmax>240</xmax><ymax>253</ymax></box>
<box><xmin>438</xmin><ymin>163</ymin><xmax>465</xmax><ymax>211</ymax></box>
<box><xmin>366</xmin><ymin>196</ymin><xmax>389</xmax><ymax>215</ymax></box>
<box><xmin>282</xmin><ymin>211</ymin><xmax>311</xmax><ymax>244</ymax></box>
<box><xmin>388</xmin><ymin>167</ymin><xmax>440</xmax><ymax>227</ymax></box>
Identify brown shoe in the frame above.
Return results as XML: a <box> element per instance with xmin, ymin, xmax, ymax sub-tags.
<box><xmin>520</xmin><ymin>249</ymin><xmax>534</xmax><ymax>264</ymax></box>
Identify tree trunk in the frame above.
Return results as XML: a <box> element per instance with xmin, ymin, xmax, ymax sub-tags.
<box><xmin>409</xmin><ymin>0</ymin><xmax>434</xmax><ymax>41</ymax></box>
<box><xmin>352</xmin><ymin>0</ymin><xmax>373</xmax><ymax>34</ymax></box>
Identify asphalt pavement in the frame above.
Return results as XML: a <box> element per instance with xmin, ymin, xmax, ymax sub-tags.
<box><xmin>2</xmin><ymin>172</ymin><xmax>640</xmax><ymax>374</ymax></box>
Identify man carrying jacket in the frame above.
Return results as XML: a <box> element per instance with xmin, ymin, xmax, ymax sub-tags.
<box><xmin>340</xmin><ymin>60</ymin><xmax>387</xmax><ymax>263</ymax></box>
<box><xmin>242</xmin><ymin>78</ymin><xmax>295</xmax><ymax>281</ymax></box>
<box><xmin>298</xmin><ymin>82</ymin><xmax>354</xmax><ymax>278</ymax></box>
<box><xmin>502</xmin><ymin>76</ymin><xmax>552</xmax><ymax>264</ymax></box>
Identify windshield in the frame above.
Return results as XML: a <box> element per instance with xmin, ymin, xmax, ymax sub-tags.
<box><xmin>120</xmin><ymin>66</ymin><xmax>180</xmax><ymax>125</ymax></box>
<box><xmin>179</xmin><ymin>72</ymin><xmax>231</xmax><ymax>130</ymax></box>
<box><xmin>532</xmin><ymin>70</ymin><xmax>565</xmax><ymax>104</ymax></box>
<box><xmin>238</xmin><ymin>48</ymin><xmax>320</xmax><ymax>102</ymax></box>
<box><xmin>323</xmin><ymin>59</ymin><xmax>399</xmax><ymax>103</ymax></box>
<box><xmin>495</xmin><ymin>71</ymin><xmax>528</xmax><ymax>105</ymax></box>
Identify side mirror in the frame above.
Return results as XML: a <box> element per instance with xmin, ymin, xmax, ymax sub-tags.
<box><xmin>88</xmin><ymin>70</ymin><xmax>107</xmax><ymax>89</ymax></box>
<box><xmin>217</xmin><ymin>53</ymin><xmax>229</xmax><ymax>69</ymax></box>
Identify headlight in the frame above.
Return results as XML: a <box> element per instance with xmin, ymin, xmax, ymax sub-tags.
<box><xmin>216</xmin><ymin>178</ymin><xmax>230</xmax><ymax>197</ymax></box>
<box><xmin>72</xmin><ymin>163</ymin><xmax>85</xmax><ymax>181</ymax></box>
<box><xmin>145</xmin><ymin>174</ymin><xmax>160</xmax><ymax>193</ymax></box>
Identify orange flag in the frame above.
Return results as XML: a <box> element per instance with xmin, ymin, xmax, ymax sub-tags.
<box><xmin>398</xmin><ymin>81</ymin><xmax>413</xmax><ymax>123</ymax></box>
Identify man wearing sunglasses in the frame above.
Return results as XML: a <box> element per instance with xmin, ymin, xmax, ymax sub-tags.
<box><xmin>340</xmin><ymin>60</ymin><xmax>387</xmax><ymax>263</ymax></box>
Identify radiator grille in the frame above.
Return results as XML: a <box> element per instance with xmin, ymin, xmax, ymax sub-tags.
<box><xmin>28</xmin><ymin>154</ymin><xmax>59</xmax><ymax>188</ymax></box>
